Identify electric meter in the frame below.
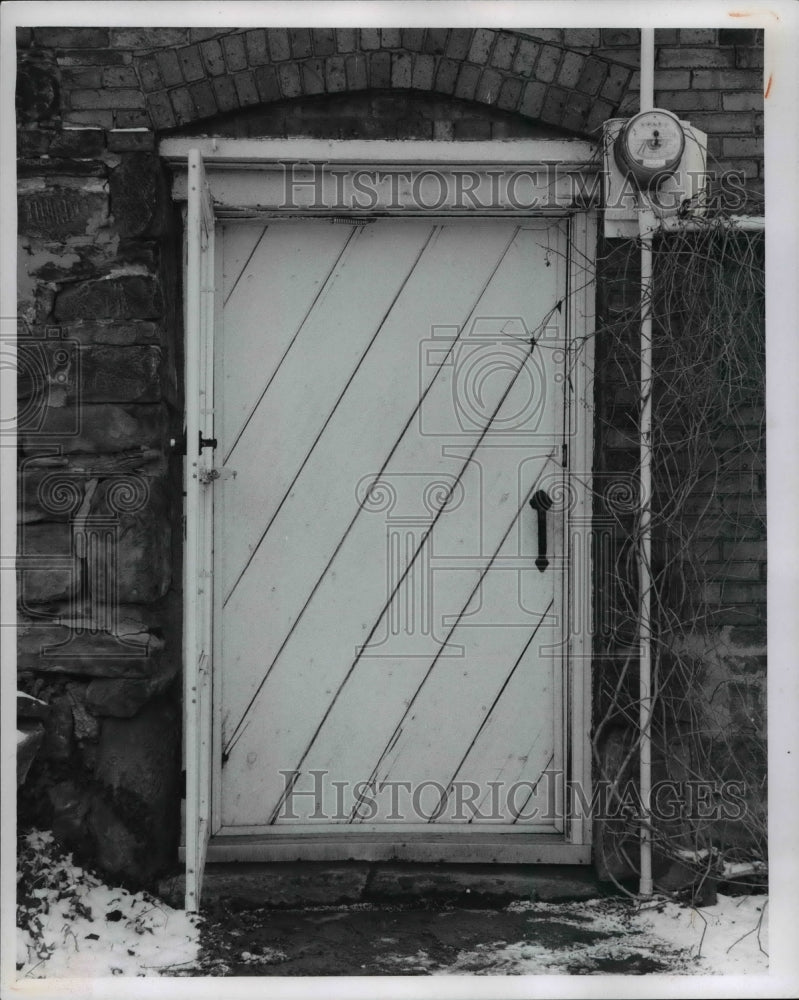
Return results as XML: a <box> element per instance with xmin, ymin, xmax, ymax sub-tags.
<box><xmin>613</xmin><ymin>108</ymin><xmax>686</xmax><ymax>188</ymax></box>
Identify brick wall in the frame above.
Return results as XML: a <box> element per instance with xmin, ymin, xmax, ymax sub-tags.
<box><xmin>16</xmin><ymin>25</ymin><xmax>766</xmax><ymax>886</ymax></box>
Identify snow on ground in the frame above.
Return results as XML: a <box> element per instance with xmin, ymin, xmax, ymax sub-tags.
<box><xmin>434</xmin><ymin>895</ymin><xmax>768</xmax><ymax>976</ymax></box>
<box><xmin>16</xmin><ymin>831</ymin><xmax>200</xmax><ymax>978</ymax></box>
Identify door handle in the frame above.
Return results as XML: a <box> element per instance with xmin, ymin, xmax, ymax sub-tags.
<box><xmin>529</xmin><ymin>490</ymin><xmax>553</xmax><ymax>572</ymax></box>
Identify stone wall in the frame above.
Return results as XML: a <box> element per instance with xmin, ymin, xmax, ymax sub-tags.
<box><xmin>16</xmin><ymin>25</ymin><xmax>766</xmax><ymax>886</ymax></box>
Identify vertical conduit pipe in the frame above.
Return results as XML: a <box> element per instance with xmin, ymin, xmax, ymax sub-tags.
<box><xmin>638</xmin><ymin>27</ymin><xmax>656</xmax><ymax>899</ymax></box>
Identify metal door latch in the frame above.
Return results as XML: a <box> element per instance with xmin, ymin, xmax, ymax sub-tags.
<box><xmin>198</xmin><ymin>467</ymin><xmax>237</xmax><ymax>485</ymax></box>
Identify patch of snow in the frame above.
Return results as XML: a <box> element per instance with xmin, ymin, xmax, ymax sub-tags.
<box><xmin>637</xmin><ymin>893</ymin><xmax>768</xmax><ymax>974</ymax></box>
<box><xmin>436</xmin><ymin>895</ymin><xmax>767</xmax><ymax>976</ymax></box>
<box><xmin>16</xmin><ymin>831</ymin><xmax>200</xmax><ymax>979</ymax></box>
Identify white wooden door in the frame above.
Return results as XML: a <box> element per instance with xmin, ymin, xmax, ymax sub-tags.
<box><xmin>214</xmin><ymin>218</ymin><xmax>572</xmax><ymax>852</ymax></box>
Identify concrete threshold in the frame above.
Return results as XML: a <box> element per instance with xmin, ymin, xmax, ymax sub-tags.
<box><xmin>160</xmin><ymin>863</ymin><xmax>601</xmax><ymax>910</ymax></box>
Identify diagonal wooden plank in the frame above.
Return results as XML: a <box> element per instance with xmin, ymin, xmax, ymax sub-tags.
<box><xmin>217</xmin><ymin>222</ymin><xmax>355</xmax><ymax>461</ymax></box>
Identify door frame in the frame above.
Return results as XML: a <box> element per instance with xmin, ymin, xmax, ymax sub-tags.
<box><xmin>163</xmin><ymin>138</ymin><xmax>598</xmax><ymax>869</ymax></box>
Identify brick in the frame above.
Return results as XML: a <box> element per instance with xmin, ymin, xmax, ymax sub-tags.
<box><xmin>691</xmin><ymin>69</ymin><xmax>762</xmax><ymax>89</ymax></box>
<box><xmin>424</xmin><ymin>29</ymin><xmax>449</xmax><ymax>55</ymax></box>
<box><xmin>497</xmin><ymin>77</ymin><xmax>523</xmax><ymax>111</ymax></box>
<box><xmin>679</xmin><ymin>28</ymin><xmax>717</xmax><ymax>45</ymax></box>
<box><xmin>114</xmin><ymin>110</ymin><xmax>149</xmax><ymax>129</ymax></box>
<box><xmin>70</xmin><ymin>89</ymin><xmax>145</xmax><ymax>110</ymax></box>
<box><xmin>233</xmin><ymin>71</ymin><xmax>259</xmax><ymax>106</ymax></box>
<box><xmin>336</xmin><ymin>28</ymin><xmax>358</xmax><ymax>53</ymax></box>
<box><xmin>211</xmin><ymin>75</ymin><xmax>239</xmax><ymax>113</ymax></box>
<box><xmin>601</xmin><ymin>29</ymin><xmax>638</xmax><ymax>47</ymax></box>
<box><xmin>561</xmin><ymin>91</ymin><xmax>592</xmax><ymax>133</ymax></box>
<box><xmin>402</xmin><ymin>29</ymin><xmax>425</xmax><ymax>50</ymax></box>
<box><xmin>61</xmin><ymin>67</ymin><xmax>103</xmax><ymax>88</ymax></box>
<box><xmin>345</xmin><ymin>53</ymin><xmax>368</xmax><ymax>90</ymax></box>
<box><xmin>687</xmin><ymin>112</ymin><xmax>756</xmax><ymax>134</ymax></box>
<box><xmin>475</xmin><ymin>68</ymin><xmax>502</xmax><ymax>105</ymax></box>
<box><xmin>145</xmin><ymin>92</ymin><xmax>176</xmax><ymax>130</ymax></box>
<box><xmin>151</xmin><ymin>51</ymin><xmax>180</xmax><ymax>88</ymax></box>
<box><xmin>524</xmin><ymin>30</ymin><xmax>561</xmax><ymax>44</ymax></box>
<box><xmin>722</xmin><ymin>136</ymin><xmax>763</xmax><ymax>157</ymax></box>
<box><xmin>136</xmin><ymin>57</ymin><xmax>163</xmax><ymax>93</ymax></box>
<box><xmin>17</xmin><ymin>27</ymin><xmax>32</xmax><ymax>48</ymax></box>
<box><xmin>381</xmin><ymin>28</ymin><xmax>402</xmax><ymax>48</ymax></box>
<box><xmin>49</xmin><ymin>128</ymin><xmax>105</xmax><ymax>157</ymax></box>
<box><xmin>391</xmin><ymin>52</ymin><xmax>413</xmax><ymax>88</ymax></box>
<box><xmin>254</xmin><ymin>65</ymin><xmax>280</xmax><ymax>103</ymax></box>
<box><xmin>313</xmin><ymin>28</ymin><xmax>336</xmax><ymax>55</ymax></box>
<box><xmin>433</xmin><ymin>120</ymin><xmax>454</xmax><ymax>140</ymax></box>
<box><xmin>222</xmin><ymin>33</ymin><xmax>247</xmax><ymax>73</ymax></box>
<box><xmin>453</xmin><ymin>117</ymin><xmax>491</xmax><ymax>140</ymax></box>
<box><xmin>652</xmin><ymin>70</ymin><xmax>692</xmax><ymax>90</ymax></box>
<box><xmin>244</xmin><ymin>29</ymin><xmax>268</xmax><ymax>66</ymax></box>
<box><xmin>190</xmin><ymin>29</ymin><xmax>223</xmax><ymax>43</ymax></box>
<box><xmin>176</xmin><ymin>45</ymin><xmax>205</xmax><ymax>83</ymax></box>
<box><xmin>721</xmin><ymin>582</ymin><xmax>766</xmax><ymax>603</ymax></box>
<box><xmin>446</xmin><ymin>29</ymin><xmax>473</xmax><ymax>60</ymax></box>
<box><xmin>705</xmin><ymin>561</ymin><xmax>762</xmax><ymax>582</ymax></box>
<box><xmin>535</xmin><ymin>45</ymin><xmax>561</xmax><ymax>84</ymax></box>
<box><xmin>56</xmin><ymin>50</ymin><xmax>130</xmax><ymax>67</ymax></box>
<box><xmin>520</xmin><ymin>80</ymin><xmax>546</xmax><ymax>119</ymax></box>
<box><xmin>35</xmin><ymin>27</ymin><xmax>109</xmax><ymax>48</ymax></box>
<box><xmin>513</xmin><ymin>38</ymin><xmax>540</xmax><ymax>76</ymax></box>
<box><xmin>169</xmin><ymin>86</ymin><xmax>196</xmax><ymax>124</ymax></box>
<box><xmin>201</xmin><ymin>39</ymin><xmax>226</xmax><ymax>76</ymax></box>
<box><xmin>54</xmin><ymin>275</ymin><xmax>162</xmax><ymax>322</ymax></box>
<box><xmin>360</xmin><ymin>29</ymin><xmax>381</xmax><ymax>51</ymax></box>
<box><xmin>455</xmin><ymin>63</ymin><xmax>480</xmax><ymax>101</ymax></box>
<box><xmin>289</xmin><ymin>28</ymin><xmax>312</xmax><ymax>59</ymax></box>
<box><xmin>722</xmin><ymin>91</ymin><xmax>763</xmax><ymax>111</ymax></box>
<box><xmin>103</xmin><ymin>65</ymin><xmax>139</xmax><ymax>88</ymax></box>
<box><xmin>600</xmin><ymin>63</ymin><xmax>631</xmax><ymax>103</ymax></box>
<box><xmin>302</xmin><ymin>59</ymin><xmax>325</xmax><ymax>95</ymax></box>
<box><xmin>541</xmin><ymin>86</ymin><xmax>569</xmax><ymax>126</ymax></box>
<box><xmin>268</xmin><ymin>28</ymin><xmax>291</xmax><ymax>61</ymax></box>
<box><xmin>576</xmin><ymin>57</ymin><xmax>608</xmax><ymax>95</ymax></box>
<box><xmin>411</xmin><ymin>53</ymin><xmax>435</xmax><ymax>90</ymax></box>
<box><xmin>110</xmin><ymin>28</ymin><xmax>187</xmax><ymax>48</ymax></box>
<box><xmin>654</xmin><ymin>89</ymin><xmax>720</xmax><ymax>111</ymax></box>
<box><xmin>278</xmin><ymin>62</ymin><xmax>302</xmax><ymax>98</ymax></box>
<box><xmin>658</xmin><ymin>47</ymin><xmax>735</xmax><ymax>69</ymax></box>
<box><xmin>325</xmin><ymin>56</ymin><xmax>347</xmax><ymax>93</ymax></box>
<box><xmin>468</xmin><ymin>28</ymin><xmax>495</xmax><ymax>65</ymax></box>
<box><xmin>432</xmin><ymin>57</ymin><xmax>457</xmax><ymax>95</ymax></box>
<box><xmin>107</xmin><ymin>130</ymin><xmax>155</xmax><ymax>152</ymax></box>
<box><xmin>563</xmin><ymin>28</ymin><xmax>601</xmax><ymax>48</ymax></box>
<box><xmin>736</xmin><ymin>47</ymin><xmax>765</xmax><ymax>70</ymax></box>
<box><xmin>558</xmin><ymin>51</ymin><xmax>585</xmax><ymax>89</ymax></box>
<box><xmin>17</xmin><ymin>130</ymin><xmax>51</xmax><ymax>157</ymax></box>
<box><xmin>490</xmin><ymin>32</ymin><xmax>517</xmax><ymax>70</ymax></box>
<box><xmin>370</xmin><ymin>51</ymin><xmax>391</xmax><ymax>88</ymax></box>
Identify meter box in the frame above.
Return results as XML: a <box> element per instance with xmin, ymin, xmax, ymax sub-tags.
<box><xmin>602</xmin><ymin>110</ymin><xmax>708</xmax><ymax>238</ymax></box>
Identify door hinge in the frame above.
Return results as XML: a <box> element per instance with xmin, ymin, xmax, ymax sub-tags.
<box><xmin>170</xmin><ymin>431</ymin><xmax>217</xmax><ymax>455</ymax></box>
<box><xmin>199</xmin><ymin>433</ymin><xmax>217</xmax><ymax>451</ymax></box>
<box><xmin>562</xmin><ymin>443</ymin><xmax>568</xmax><ymax>468</ymax></box>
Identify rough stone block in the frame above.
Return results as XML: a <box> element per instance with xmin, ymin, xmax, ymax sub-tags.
<box><xmin>18</xmin><ymin>466</ymin><xmax>87</xmax><ymax>523</ymax></box>
<box><xmin>49</xmin><ymin>781</ymin><xmax>89</xmax><ymax>843</ymax></box>
<box><xmin>18</xmin><ymin>183</ymin><xmax>108</xmax><ymax>239</ymax></box>
<box><xmin>53</xmin><ymin>274</ymin><xmax>163</xmax><ymax>322</ymax></box>
<box><xmin>92</xmin><ymin>696</ymin><xmax>180</xmax><ymax>874</ymax></box>
<box><xmin>18</xmin><ymin>621</ymin><xmax>160</xmax><ymax>678</ymax></box>
<box><xmin>90</xmin><ymin>476</ymin><xmax>171</xmax><ymax>602</ymax></box>
<box><xmin>49</xmin><ymin>128</ymin><xmax>106</xmax><ymax>157</ymax></box>
<box><xmin>19</xmin><ymin>402</ymin><xmax>167</xmax><ymax>454</ymax></box>
<box><xmin>17</xmin><ymin>725</ymin><xmax>45</xmax><ymax>786</ymax></box>
<box><xmin>17</xmin><ymin>522</ymin><xmax>77</xmax><ymax>604</ymax></box>
<box><xmin>85</xmin><ymin>663</ymin><xmax>178</xmax><ymax>717</ymax></box>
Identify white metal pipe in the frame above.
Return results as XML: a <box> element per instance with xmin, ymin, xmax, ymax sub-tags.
<box><xmin>640</xmin><ymin>28</ymin><xmax>655</xmax><ymax>112</ymax></box>
<box><xmin>638</xmin><ymin>27</ymin><xmax>656</xmax><ymax>900</ymax></box>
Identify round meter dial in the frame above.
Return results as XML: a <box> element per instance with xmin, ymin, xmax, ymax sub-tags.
<box><xmin>614</xmin><ymin>109</ymin><xmax>686</xmax><ymax>188</ymax></box>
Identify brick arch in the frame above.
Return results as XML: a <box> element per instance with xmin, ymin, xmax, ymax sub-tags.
<box><xmin>135</xmin><ymin>28</ymin><xmax>634</xmax><ymax>138</ymax></box>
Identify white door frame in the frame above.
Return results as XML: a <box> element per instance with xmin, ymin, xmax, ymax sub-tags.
<box><xmin>164</xmin><ymin>138</ymin><xmax>597</xmax><ymax>873</ymax></box>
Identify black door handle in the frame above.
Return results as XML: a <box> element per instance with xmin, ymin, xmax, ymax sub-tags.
<box><xmin>529</xmin><ymin>490</ymin><xmax>553</xmax><ymax>572</ymax></box>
